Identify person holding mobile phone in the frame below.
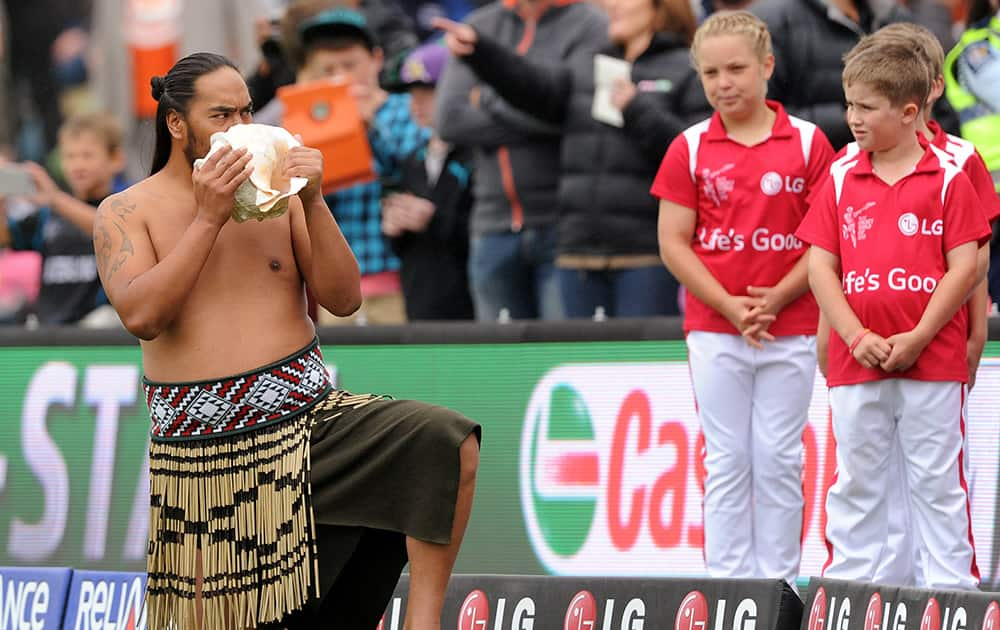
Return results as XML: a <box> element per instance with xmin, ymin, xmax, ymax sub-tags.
<box><xmin>0</xmin><ymin>164</ymin><xmax>36</xmax><ymax>197</ymax></box>
<box><xmin>0</xmin><ymin>112</ymin><xmax>127</xmax><ymax>326</ymax></box>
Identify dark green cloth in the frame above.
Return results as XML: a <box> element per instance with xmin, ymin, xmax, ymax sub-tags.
<box><xmin>264</xmin><ymin>392</ymin><xmax>480</xmax><ymax>628</ymax></box>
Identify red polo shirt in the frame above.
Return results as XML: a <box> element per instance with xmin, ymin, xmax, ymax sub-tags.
<box><xmin>650</xmin><ymin>101</ymin><xmax>834</xmax><ymax>336</ymax></box>
<box><xmin>796</xmin><ymin>143</ymin><xmax>991</xmax><ymax>386</ymax></box>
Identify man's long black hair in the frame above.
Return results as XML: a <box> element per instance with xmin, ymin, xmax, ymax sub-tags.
<box><xmin>149</xmin><ymin>53</ymin><xmax>240</xmax><ymax>175</ymax></box>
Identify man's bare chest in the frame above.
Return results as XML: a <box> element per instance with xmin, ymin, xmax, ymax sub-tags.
<box><xmin>147</xmin><ymin>214</ymin><xmax>300</xmax><ymax>285</ymax></box>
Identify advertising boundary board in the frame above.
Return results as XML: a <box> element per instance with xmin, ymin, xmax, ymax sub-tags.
<box><xmin>800</xmin><ymin>578</ymin><xmax>1000</xmax><ymax>630</ymax></box>
<box><xmin>0</xmin><ymin>569</ymin><xmax>801</xmax><ymax>630</ymax></box>
<box><xmin>0</xmin><ymin>567</ymin><xmax>146</xmax><ymax>630</ymax></box>
<box><xmin>0</xmin><ymin>567</ymin><xmax>72</xmax><ymax>629</ymax></box>
<box><xmin>379</xmin><ymin>574</ymin><xmax>803</xmax><ymax>630</ymax></box>
<box><xmin>61</xmin><ymin>570</ymin><xmax>146</xmax><ymax>630</ymax></box>
<box><xmin>5</xmin><ymin>569</ymin><xmax>1000</xmax><ymax>630</ymax></box>
<box><xmin>1</xmin><ymin>321</ymin><xmax>999</xmax><ymax>587</ymax></box>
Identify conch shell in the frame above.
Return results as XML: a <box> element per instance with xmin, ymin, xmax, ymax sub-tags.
<box><xmin>195</xmin><ymin>124</ymin><xmax>309</xmax><ymax>223</ymax></box>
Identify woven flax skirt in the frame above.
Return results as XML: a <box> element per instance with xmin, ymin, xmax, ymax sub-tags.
<box><xmin>143</xmin><ymin>339</ymin><xmax>480</xmax><ymax>629</ymax></box>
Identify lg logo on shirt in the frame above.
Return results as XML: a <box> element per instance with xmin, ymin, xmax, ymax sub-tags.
<box><xmin>898</xmin><ymin>213</ymin><xmax>943</xmax><ymax>237</ymax></box>
<box><xmin>760</xmin><ymin>171</ymin><xmax>805</xmax><ymax>196</ymax></box>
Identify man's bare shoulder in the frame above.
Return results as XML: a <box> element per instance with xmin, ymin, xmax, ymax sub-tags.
<box><xmin>96</xmin><ymin>189</ymin><xmax>140</xmax><ymax>223</ymax></box>
<box><xmin>97</xmin><ymin>176</ymin><xmax>171</xmax><ymax>219</ymax></box>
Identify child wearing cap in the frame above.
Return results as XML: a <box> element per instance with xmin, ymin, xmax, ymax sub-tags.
<box><xmin>382</xmin><ymin>42</ymin><xmax>475</xmax><ymax>320</ymax></box>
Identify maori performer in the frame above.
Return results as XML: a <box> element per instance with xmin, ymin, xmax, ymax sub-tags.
<box><xmin>93</xmin><ymin>52</ymin><xmax>481</xmax><ymax>630</ymax></box>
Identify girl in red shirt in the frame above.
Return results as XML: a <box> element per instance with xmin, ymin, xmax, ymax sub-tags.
<box><xmin>650</xmin><ymin>10</ymin><xmax>833</xmax><ymax>586</ymax></box>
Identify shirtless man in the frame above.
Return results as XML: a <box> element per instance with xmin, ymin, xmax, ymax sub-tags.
<box><xmin>94</xmin><ymin>52</ymin><xmax>480</xmax><ymax>630</ymax></box>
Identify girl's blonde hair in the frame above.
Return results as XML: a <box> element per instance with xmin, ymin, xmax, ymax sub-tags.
<box><xmin>690</xmin><ymin>10</ymin><xmax>773</xmax><ymax>69</ymax></box>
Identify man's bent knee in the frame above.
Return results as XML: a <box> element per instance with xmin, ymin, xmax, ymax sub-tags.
<box><xmin>459</xmin><ymin>434</ymin><xmax>479</xmax><ymax>486</ymax></box>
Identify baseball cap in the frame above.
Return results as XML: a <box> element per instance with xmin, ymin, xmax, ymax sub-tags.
<box><xmin>299</xmin><ymin>8</ymin><xmax>378</xmax><ymax>51</ymax></box>
<box><xmin>399</xmin><ymin>41</ymin><xmax>449</xmax><ymax>87</ymax></box>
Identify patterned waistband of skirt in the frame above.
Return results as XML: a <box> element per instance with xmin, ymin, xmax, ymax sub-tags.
<box><xmin>143</xmin><ymin>338</ymin><xmax>333</xmax><ymax>442</ymax></box>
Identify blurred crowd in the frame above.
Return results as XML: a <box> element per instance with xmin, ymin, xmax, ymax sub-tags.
<box><xmin>0</xmin><ymin>0</ymin><xmax>997</xmax><ymax>326</ymax></box>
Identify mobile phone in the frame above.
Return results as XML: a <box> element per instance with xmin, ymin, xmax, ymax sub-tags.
<box><xmin>0</xmin><ymin>165</ymin><xmax>36</xmax><ymax>196</ymax></box>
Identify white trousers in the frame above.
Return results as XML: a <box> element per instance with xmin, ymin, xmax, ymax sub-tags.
<box><xmin>825</xmin><ymin>380</ymin><xmax>978</xmax><ymax>590</ymax></box>
<box><xmin>876</xmin><ymin>387</ymin><xmax>972</xmax><ymax>587</ymax></box>
<box><xmin>687</xmin><ymin>332</ymin><xmax>815</xmax><ymax>585</ymax></box>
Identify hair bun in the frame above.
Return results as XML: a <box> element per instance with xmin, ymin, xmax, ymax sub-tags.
<box><xmin>151</xmin><ymin>76</ymin><xmax>165</xmax><ymax>101</ymax></box>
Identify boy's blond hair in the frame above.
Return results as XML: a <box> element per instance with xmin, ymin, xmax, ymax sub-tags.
<box><xmin>691</xmin><ymin>10</ymin><xmax>772</xmax><ymax>69</ymax></box>
<box><xmin>875</xmin><ymin>23</ymin><xmax>944</xmax><ymax>79</ymax></box>
<box><xmin>58</xmin><ymin>112</ymin><xmax>123</xmax><ymax>155</ymax></box>
<box><xmin>842</xmin><ymin>37</ymin><xmax>930</xmax><ymax>109</ymax></box>
<box><xmin>843</xmin><ymin>24</ymin><xmax>944</xmax><ymax>104</ymax></box>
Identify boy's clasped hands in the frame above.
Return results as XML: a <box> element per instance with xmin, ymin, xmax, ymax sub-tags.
<box><xmin>848</xmin><ymin>326</ymin><xmax>928</xmax><ymax>373</ymax></box>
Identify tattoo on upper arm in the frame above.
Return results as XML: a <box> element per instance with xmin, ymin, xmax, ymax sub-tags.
<box><xmin>109</xmin><ymin>197</ymin><xmax>137</xmax><ymax>222</ymax></box>
<box><xmin>95</xmin><ymin>194</ymin><xmax>138</xmax><ymax>282</ymax></box>
<box><xmin>110</xmin><ymin>223</ymin><xmax>134</xmax><ymax>276</ymax></box>
<box><xmin>95</xmin><ymin>221</ymin><xmax>112</xmax><ymax>264</ymax></box>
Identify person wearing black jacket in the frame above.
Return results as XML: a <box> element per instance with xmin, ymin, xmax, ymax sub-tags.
<box><xmin>435</xmin><ymin>0</ymin><xmax>607</xmax><ymax>323</ymax></box>
<box><xmin>383</xmin><ymin>42</ymin><xmax>475</xmax><ymax>320</ymax></box>
<box><xmin>752</xmin><ymin>0</ymin><xmax>959</xmax><ymax>149</ymax></box>
<box><xmin>436</xmin><ymin>0</ymin><xmax>710</xmax><ymax>318</ymax></box>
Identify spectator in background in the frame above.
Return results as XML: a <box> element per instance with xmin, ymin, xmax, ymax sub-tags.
<box><xmin>89</xmin><ymin>0</ymin><xmax>267</xmax><ymax>181</ymax></box>
<box><xmin>438</xmin><ymin>0</ymin><xmax>710</xmax><ymax>318</ymax></box>
<box><xmin>0</xmin><ymin>247</ymin><xmax>41</xmax><ymax>324</ymax></box>
<box><xmin>435</xmin><ymin>0</ymin><xmax>606</xmax><ymax>321</ymax></box>
<box><xmin>361</xmin><ymin>0</ymin><xmax>423</xmax><ymax>84</ymax></box>
<box><xmin>383</xmin><ymin>41</ymin><xmax>475</xmax><ymax>320</ymax></box>
<box><xmin>264</xmin><ymin>8</ymin><xmax>428</xmax><ymax>324</ymax></box>
<box><xmin>0</xmin><ymin>2</ymin><xmax>12</xmax><ymax>152</ymax></box>
<box><xmin>0</xmin><ymin>112</ymin><xmax>127</xmax><ymax>326</ymax></box>
<box><xmin>0</xmin><ymin>147</ymin><xmax>41</xmax><ymax>324</ymax></box>
<box><xmin>2</xmin><ymin>0</ymin><xmax>92</xmax><ymax>162</ymax></box>
<box><xmin>397</xmin><ymin>0</ymin><xmax>489</xmax><ymax>41</ymax></box>
<box><xmin>248</xmin><ymin>0</ymin><xmax>420</xmax><ymax>112</ymax></box>
<box><xmin>701</xmin><ymin>0</ymin><xmax>754</xmax><ymax>19</ymax></box>
<box><xmin>947</xmin><ymin>0</ymin><xmax>1000</xmax><ymax>181</ymax></box>
<box><xmin>246</xmin><ymin>4</ymin><xmax>300</xmax><ymax>113</ymax></box>
<box><xmin>944</xmin><ymin>0</ymin><xmax>1000</xmax><ymax>305</ymax></box>
<box><xmin>751</xmin><ymin>0</ymin><xmax>959</xmax><ymax>149</ymax></box>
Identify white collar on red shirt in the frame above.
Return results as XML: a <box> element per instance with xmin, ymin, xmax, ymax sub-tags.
<box><xmin>704</xmin><ymin>100</ymin><xmax>796</xmax><ymax>143</ymax></box>
<box><xmin>849</xmin><ymin>135</ymin><xmax>946</xmax><ymax>178</ymax></box>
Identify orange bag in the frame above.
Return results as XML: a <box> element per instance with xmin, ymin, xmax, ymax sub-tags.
<box><xmin>278</xmin><ymin>78</ymin><xmax>375</xmax><ymax>192</ymax></box>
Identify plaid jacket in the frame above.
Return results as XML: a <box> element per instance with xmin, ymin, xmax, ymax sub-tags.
<box><xmin>325</xmin><ymin>93</ymin><xmax>430</xmax><ymax>276</ymax></box>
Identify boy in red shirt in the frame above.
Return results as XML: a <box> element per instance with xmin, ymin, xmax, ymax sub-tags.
<box><xmin>652</xmin><ymin>11</ymin><xmax>834</xmax><ymax>586</ymax></box>
<box><xmin>818</xmin><ymin>24</ymin><xmax>999</xmax><ymax>390</ymax></box>
<box><xmin>814</xmin><ymin>24</ymin><xmax>1000</xmax><ymax>587</ymax></box>
<box><xmin>796</xmin><ymin>38</ymin><xmax>990</xmax><ymax>590</ymax></box>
